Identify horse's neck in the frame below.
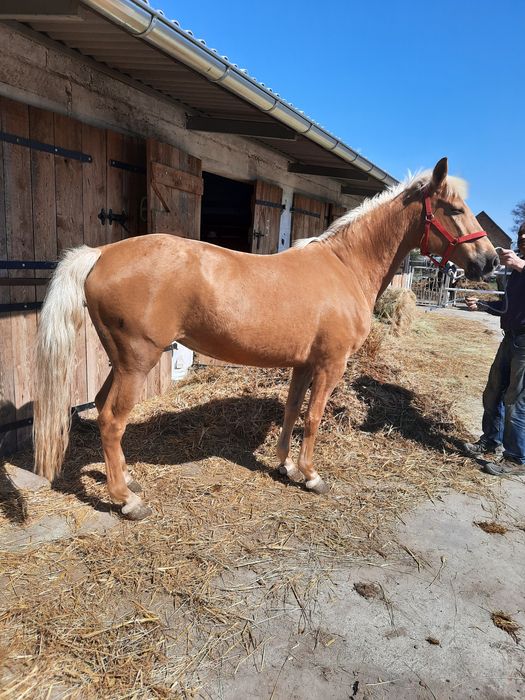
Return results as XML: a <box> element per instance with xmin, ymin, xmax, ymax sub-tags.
<box><xmin>327</xmin><ymin>196</ymin><xmax>419</xmax><ymax>304</ymax></box>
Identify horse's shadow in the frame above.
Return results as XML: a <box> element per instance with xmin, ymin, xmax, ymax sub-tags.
<box><xmin>353</xmin><ymin>375</ymin><xmax>466</xmax><ymax>451</ymax></box>
<box><xmin>3</xmin><ymin>396</ymin><xmax>284</xmax><ymax>518</ymax></box>
<box><xmin>1</xmin><ymin>377</ymin><xmax>468</xmax><ymax>521</ymax></box>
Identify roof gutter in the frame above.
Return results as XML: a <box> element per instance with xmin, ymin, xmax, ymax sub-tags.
<box><xmin>81</xmin><ymin>0</ymin><xmax>397</xmax><ymax>186</ymax></box>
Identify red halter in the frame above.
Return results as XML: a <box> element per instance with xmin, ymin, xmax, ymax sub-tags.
<box><xmin>420</xmin><ymin>193</ymin><xmax>487</xmax><ymax>269</ymax></box>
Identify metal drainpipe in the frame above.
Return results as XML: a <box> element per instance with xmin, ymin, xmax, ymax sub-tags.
<box><xmin>81</xmin><ymin>0</ymin><xmax>396</xmax><ymax>186</ymax></box>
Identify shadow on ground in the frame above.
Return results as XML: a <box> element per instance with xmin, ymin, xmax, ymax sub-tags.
<box><xmin>353</xmin><ymin>375</ymin><xmax>466</xmax><ymax>452</ymax></box>
<box><xmin>1</xmin><ymin>375</ymin><xmax>467</xmax><ymax>522</ymax></box>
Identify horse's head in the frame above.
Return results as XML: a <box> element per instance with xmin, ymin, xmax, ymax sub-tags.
<box><xmin>407</xmin><ymin>158</ymin><xmax>498</xmax><ymax>280</ymax></box>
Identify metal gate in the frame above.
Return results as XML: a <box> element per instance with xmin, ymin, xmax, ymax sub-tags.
<box><xmin>410</xmin><ymin>264</ymin><xmax>452</xmax><ymax>306</ymax></box>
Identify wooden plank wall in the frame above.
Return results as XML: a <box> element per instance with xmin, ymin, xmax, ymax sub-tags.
<box><xmin>0</xmin><ymin>102</ymin><xmax>16</xmax><ymax>455</ymax></box>
<box><xmin>251</xmin><ymin>181</ymin><xmax>283</xmax><ymax>254</ymax></box>
<box><xmin>291</xmin><ymin>194</ymin><xmax>327</xmax><ymax>243</ymax></box>
<box><xmin>3</xmin><ymin>100</ymin><xmax>36</xmax><ymax>450</ymax></box>
<box><xmin>0</xmin><ymin>97</ymin><xmax>151</xmax><ymax>456</ymax></box>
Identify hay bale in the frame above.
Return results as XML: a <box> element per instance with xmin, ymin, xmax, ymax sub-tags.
<box><xmin>374</xmin><ymin>288</ymin><xmax>417</xmax><ymax>336</ymax></box>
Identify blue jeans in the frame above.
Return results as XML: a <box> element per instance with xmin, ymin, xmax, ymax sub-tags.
<box><xmin>482</xmin><ymin>332</ymin><xmax>525</xmax><ymax>463</ymax></box>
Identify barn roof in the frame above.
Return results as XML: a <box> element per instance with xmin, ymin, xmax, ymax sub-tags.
<box><xmin>0</xmin><ymin>0</ymin><xmax>397</xmax><ymax>197</ymax></box>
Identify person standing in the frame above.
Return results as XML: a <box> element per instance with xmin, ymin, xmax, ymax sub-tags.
<box><xmin>463</xmin><ymin>225</ymin><xmax>525</xmax><ymax>476</ymax></box>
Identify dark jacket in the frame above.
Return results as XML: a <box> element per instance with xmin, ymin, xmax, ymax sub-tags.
<box><xmin>487</xmin><ymin>268</ymin><xmax>525</xmax><ymax>331</ymax></box>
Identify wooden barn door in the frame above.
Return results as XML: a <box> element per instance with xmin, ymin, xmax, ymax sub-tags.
<box><xmin>85</xmin><ymin>128</ymin><xmax>147</xmax><ymax>407</ymax></box>
<box><xmin>327</xmin><ymin>203</ymin><xmax>347</xmax><ymax>227</ymax></box>
<box><xmin>0</xmin><ymin>99</ymin><xmax>37</xmax><ymax>454</ymax></box>
<box><xmin>0</xmin><ymin>95</ymin><xmax>151</xmax><ymax>455</ymax></box>
<box><xmin>146</xmin><ymin>138</ymin><xmax>203</xmax><ymax>391</ymax></box>
<box><xmin>290</xmin><ymin>194</ymin><xmax>327</xmax><ymax>243</ymax></box>
<box><xmin>251</xmin><ymin>181</ymin><xmax>283</xmax><ymax>254</ymax></box>
<box><xmin>147</xmin><ymin>138</ymin><xmax>203</xmax><ymax>239</ymax></box>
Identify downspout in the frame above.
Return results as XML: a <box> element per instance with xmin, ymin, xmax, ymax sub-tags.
<box><xmin>81</xmin><ymin>0</ymin><xmax>397</xmax><ymax>186</ymax></box>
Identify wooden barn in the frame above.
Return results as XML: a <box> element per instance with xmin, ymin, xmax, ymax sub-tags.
<box><xmin>476</xmin><ymin>211</ymin><xmax>512</xmax><ymax>249</ymax></box>
<box><xmin>0</xmin><ymin>0</ymin><xmax>396</xmax><ymax>456</ymax></box>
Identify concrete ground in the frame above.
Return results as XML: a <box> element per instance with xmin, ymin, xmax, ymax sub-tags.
<box><xmin>205</xmin><ymin>308</ymin><xmax>525</xmax><ymax>699</ymax></box>
<box><xmin>1</xmin><ymin>308</ymin><xmax>524</xmax><ymax>699</ymax></box>
<box><xmin>207</xmin><ymin>484</ymin><xmax>525</xmax><ymax>700</ymax></box>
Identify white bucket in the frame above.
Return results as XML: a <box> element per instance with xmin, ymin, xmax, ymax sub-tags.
<box><xmin>171</xmin><ymin>342</ymin><xmax>194</xmax><ymax>381</ymax></box>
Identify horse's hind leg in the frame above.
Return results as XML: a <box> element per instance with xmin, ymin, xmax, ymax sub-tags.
<box><xmin>95</xmin><ymin>370</ymin><xmax>143</xmax><ymax>494</ymax></box>
<box><xmin>97</xmin><ymin>368</ymin><xmax>151</xmax><ymax>520</ymax></box>
<box><xmin>295</xmin><ymin>359</ymin><xmax>347</xmax><ymax>495</ymax></box>
<box><xmin>277</xmin><ymin>365</ymin><xmax>313</xmax><ymax>482</ymax></box>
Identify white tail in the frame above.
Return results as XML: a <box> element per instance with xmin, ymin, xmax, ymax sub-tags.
<box><xmin>33</xmin><ymin>245</ymin><xmax>101</xmax><ymax>480</ymax></box>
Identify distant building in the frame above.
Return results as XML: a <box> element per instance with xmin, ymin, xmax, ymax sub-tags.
<box><xmin>476</xmin><ymin>211</ymin><xmax>512</xmax><ymax>249</ymax></box>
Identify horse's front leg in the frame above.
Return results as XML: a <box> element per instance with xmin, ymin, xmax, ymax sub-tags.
<box><xmin>295</xmin><ymin>359</ymin><xmax>347</xmax><ymax>494</ymax></box>
<box><xmin>97</xmin><ymin>370</ymin><xmax>151</xmax><ymax>520</ymax></box>
<box><xmin>277</xmin><ymin>365</ymin><xmax>313</xmax><ymax>482</ymax></box>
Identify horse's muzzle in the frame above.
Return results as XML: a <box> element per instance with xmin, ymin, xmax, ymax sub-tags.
<box><xmin>466</xmin><ymin>253</ymin><xmax>498</xmax><ymax>281</ymax></box>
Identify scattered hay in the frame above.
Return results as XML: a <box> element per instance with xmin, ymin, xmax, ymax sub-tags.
<box><xmin>374</xmin><ymin>288</ymin><xmax>417</xmax><ymax>336</ymax></box>
<box><xmin>475</xmin><ymin>520</ymin><xmax>509</xmax><ymax>535</ymax></box>
<box><xmin>491</xmin><ymin>611</ymin><xmax>521</xmax><ymax>643</ymax></box>
<box><xmin>0</xmin><ymin>309</ymin><xmax>500</xmax><ymax>697</ymax></box>
<box><xmin>354</xmin><ymin>582</ymin><xmax>383</xmax><ymax>600</ymax></box>
<box><xmin>425</xmin><ymin>636</ymin><xmax>440</xmax><ymax>645</ymax></box>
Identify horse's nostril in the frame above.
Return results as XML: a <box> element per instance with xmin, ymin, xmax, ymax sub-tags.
<box><xmin>483</xmin><ymin>255</ymin><xmax>499</xmax><ymax>276</ymax></box>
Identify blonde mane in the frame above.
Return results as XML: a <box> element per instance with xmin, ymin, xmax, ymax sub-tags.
<box><xmin>293</xmin><ymin>171</ymin><xmax>469</xmax><ymax>249</ymax></box>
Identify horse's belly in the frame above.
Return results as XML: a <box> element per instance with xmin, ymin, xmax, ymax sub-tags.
<box><xmin>178</xmin><ymin>330</ymin><xmax>308</xmax><ymax>368</ymax></box>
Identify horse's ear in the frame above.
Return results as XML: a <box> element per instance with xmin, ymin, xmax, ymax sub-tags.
<box><xmin>428</xmin><ymin>157</ymin><xmax>448</xmax><ymax>194</ymax></box>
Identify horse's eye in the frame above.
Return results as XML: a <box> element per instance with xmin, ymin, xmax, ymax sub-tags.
<box><xmin>450</xmin><ymin>208</ymin><xmax>464</xmax><ymax>216</ymax></box>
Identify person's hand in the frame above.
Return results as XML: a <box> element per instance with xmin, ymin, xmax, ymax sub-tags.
<box><xmin>465</xmin><ymin>295</ymin><xmax>479</xmax><ymax>311</ymax></box>
<box><xmin>497</xmin><ymin>248</ymin><xmax>525</xmax><ymax>272</ymax></box>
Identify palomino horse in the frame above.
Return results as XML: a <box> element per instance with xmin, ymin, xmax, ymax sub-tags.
<box><xmin>33</xmin><ymin>158</ymin><xmax>497</xmax><ymax>520</ymax></box>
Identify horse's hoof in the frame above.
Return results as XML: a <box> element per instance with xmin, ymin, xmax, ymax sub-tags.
<box><xmin>127</xmin><ymin>480</ymin><xmax>143</xmax><ymax>494</ymax></box>
<box><xmin>290</xmin><ymin>468</ymin><xmax>306</xmax><ymax>483</ymax></box>
<box><xmin>278</xmin><ymin>458</ymin><xmax>306</xmax><ymax>483</ymax></box>
<box><xmin>123</xmin><ymin>503</ymin><xmax>152</xmax><ymax>521</ymax></box>
<box><xmin>306</xmin><ymin>477</ymin><xmax>330</xmax><ymax>495</ymax></box>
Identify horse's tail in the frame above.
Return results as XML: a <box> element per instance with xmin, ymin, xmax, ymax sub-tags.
<box><xmin>33</xmin><ymin>245</ymin><xmax>102</xmax><ymax>481</ymax></box>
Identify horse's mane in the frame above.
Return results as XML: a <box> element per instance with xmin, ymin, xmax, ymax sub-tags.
<box><xmin>293</xmin><ymin>171</ymin><xmax>469</xmax><ymax>249</ymax></box>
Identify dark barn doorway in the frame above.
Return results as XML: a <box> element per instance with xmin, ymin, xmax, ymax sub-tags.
<box><xmin>200</xmin><ymin>172</ymin><xmax>254</xmax><ymax>252</ymax></box>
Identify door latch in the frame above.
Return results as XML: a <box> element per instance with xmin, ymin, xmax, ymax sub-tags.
<box><xmin>253</xmin><ymin>230</ymin><xmax>268</xmax><ymax>250</ymax></box>
<box><xmin>98</xmin><ymin>208</ymin><xmax>128</xmax><ymax>229</ymax></box>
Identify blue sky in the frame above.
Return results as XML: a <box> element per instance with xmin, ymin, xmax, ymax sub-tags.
<box><xmin>160</xmin><ymin>0</ymin><xmax>524</xmax><ymax>236</ymax></box>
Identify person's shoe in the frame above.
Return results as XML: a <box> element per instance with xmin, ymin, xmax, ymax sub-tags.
<box><xmin>462</xmin><ymin>438</ymin><xmax>503</xmax><ymax>458</ymax></box>
<box><xmin>481</xmin><ymin>457</ymin><xmax>525</xmax><ymax>477</ymax></box>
